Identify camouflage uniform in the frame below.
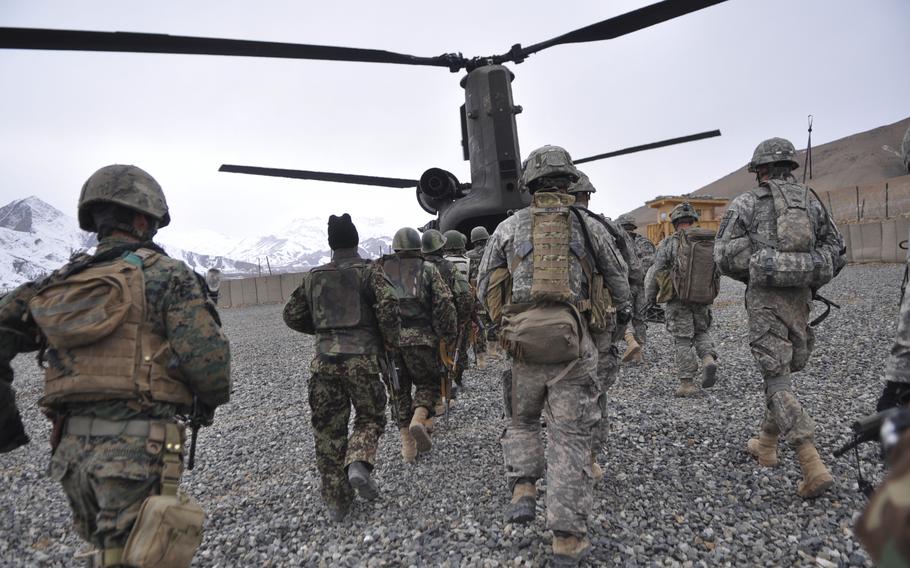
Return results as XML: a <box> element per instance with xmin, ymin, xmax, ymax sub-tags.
<box><xmin>466</xmin><ymin>240</ymin><xmax>490</xmax><ymax>355</ymax></box>
<box><xmin>477</xmin><ymin>199</ymin><xmax>630</xmax><ymax>539</ymax></box>
<box><xmin>0</xmin><ymin>236</ymin><xmax>231</xmax><ymax>555</ymax></box>
<box><xmin>879</xmin><ymin>244</ymin><xmax>910</xmax><ymax>409</ymax></box>
<box><xmin>379</xmin><ymin>251</ymin><xmax>457</xmax><ymax>427</ymax></box>
<box><xmin>646</xmin><ymin>232</ymin><xmax>717</xmax><ymax>383</ymax></box>
<box><xmin>283</xmin><ymin>247</ymin><xmax>399</xmax><ymax>511</ymax></box>
<box><xmin>625</xmin><ymin>230</ymin><xmax>656</xmax><ymax>344</ymax></box>
<box><xmin>424</xmin><ymin>252</ymin><xmax>472</xmax><ymax>389</ymax></box>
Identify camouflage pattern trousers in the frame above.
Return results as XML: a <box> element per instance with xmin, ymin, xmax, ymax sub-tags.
<box><xmin>593</xmin><ymin>326</ymin><xmax>622</xmax><ymax>454</ymax></box>
<box><xmin>747</xmin><ymin>285</ymin><xmax>816</xmax><ymax>446</ymax></box>
<box><xmin>627</xmin><ymin>283</ymin><xmax>648</xmax><ymax>345</ymax></box>
<box><xmin>49</xmin><ymin>429</ymin><xmax>166</xmax><ymax>549</ymax></box>
<box><xmin>309</xmin><ymin>371</ymin><xmax>387</xmax><ymax>509</ymax></box>
<box><xmin>501</xmin><ymin>333</ymin><xmax>601</xmax><ymax>537</ymax></box>
<box><xmin>665</xmin><ymin>300</ymin><xmax>717</xmax><ymax>380</ymax></box>
<box><xmin>394</xmin><ymin>346</ymin><xmax>441</xmax><ymax>428</ymax></box>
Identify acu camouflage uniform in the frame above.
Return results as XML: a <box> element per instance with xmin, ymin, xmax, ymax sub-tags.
<box><xmin>283</xmin><ymin>247</ymin><xmax>399</xmax><ymax>511</ymax></box>
<box><xmin>0</xmin><ymin>236</ymin><xmax>231</xmax><ymax>555</ymax></box>
<box><xmin>379</xmin><ymin>251</ymin><xmax>457</xmax><ymax>427</ymax></box>
<box><xmin>624</xmin><ymin>229</ymin><xmax>656</xmax><ymax>345</ymax></box>
<box><xmin>477</xmin><ymin>203</ymin><xmax>630</xmax><ymax>539</ymax></box>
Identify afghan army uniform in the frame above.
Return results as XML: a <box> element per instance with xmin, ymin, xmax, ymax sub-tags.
<box><xmin>380</xmin><ymin>228</ymin><xmax>458</xmax><ymax>459</ymax></box>
<box><xmin>714</xmin><ymin>137</ymin><xmax>846</xmax><ymax>498</ymax></box>
<box><xmin>617</xmin><ymin>213</ymin><xmax>657</xmax><ymax>361</ymax></box>
<box><xmin>466</xmin><ymin>226</ymin><xmax>491</xmax><ymax>366</ymax></box>
<box><xmin>283</xmin><ymin>214</ymin><xmax>400</xmax><ymax>519</ymax></box>
<box><xmin>478</xmin><ymin>146</ymin><xmax>631</xmax><ymax>566</ymax></box>
<box><xmin>0</xmin><ymin>165</ymin><xmax>231</xmax><ymax>567</ymax></box>
<box><xmin>442</xmin><ymin>230</ymin><xmax>473</xmax><ymax>388</ymax></box>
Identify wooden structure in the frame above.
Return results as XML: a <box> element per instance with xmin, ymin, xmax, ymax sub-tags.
<box><xmin>645</xmin><ymin>195</ymin><xmax>729</xmax><ymax>244</ymax></box>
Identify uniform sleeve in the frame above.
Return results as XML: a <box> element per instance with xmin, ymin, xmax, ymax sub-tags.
<box><xmin>810</xmin><ymin>195</ymin><xmax>847</xmax><ymax>277</ymax></box>
<box><xmin>283</xmin><ymin>275</ymin><xmax>315</xmax><ymax>335</ymax></box>
<box><xmin>164</xmin><ymin>266</ymin><xmax>232</xmax><ymax>408</ymax></box>
<box><xmin>618</xmin><ymin>230</ymin><xmax>643</xmax><ymax>287</ymax></box>
<box><xmin>886</xmin><ymin>275</ymin><xmax>910</xmax><ymax>383</ymax></box>
<box><xmin>428</xmin><ymin>266</ymin><xmax>458</xmax><ymax>344</ymax></box>
<box><xmin>637</xmin><ymin>237</ymin><xmax>656</xmax><ymax>272</ymax></box>
<box><xmin>367</xmin><ymin>264</ymin><xmax>400</xmax><ymax>348</ymax></box>
<box><xmin>587</xmin><ymin>220</ymin><xmax>631</xmax><ymax>309</ymax></box>
<box><xmin>714</xmin><ymin>195</ymin><xmax>754</xmax><ymax>282</ymax></box>
<box><xmin>477</xmin><ymin>230</ymin><xmax>508</xmax><ymax>304</ymax></box>
<box><xmin>452</xmin><ymin>270</ymin><xmax>473</xmax><ymax>325</ymax></box>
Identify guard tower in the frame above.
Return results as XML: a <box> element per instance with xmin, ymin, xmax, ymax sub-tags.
<box><xmin>645</xmin><ymin>195</ymin><xmax>729</xmax><ymax>244</ymax></box>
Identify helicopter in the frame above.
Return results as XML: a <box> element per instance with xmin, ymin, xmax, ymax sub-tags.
<box><xmin>1</xmin><ymin>0</ymin><xmax>728</xmax><ymax>237</ymax></box>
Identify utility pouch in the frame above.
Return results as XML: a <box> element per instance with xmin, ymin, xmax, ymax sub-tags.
<box><xmin>500</xmin><ymin>302</ymin><xmax>583</xmax><ymax>364</ymax></box>
<box><xmin>121</xmin><ymin>493</ymin><xmax>205</xmax><ymax>568</ymax></box>
<box><xmin>586</xmin><ymin>274</ymin><xmax>615</xmax><ymax>334</ymax></box>
<box><xmin>483</xmin><ymin>267</ymin><xmax>513</xmax><ymax>324</ymax></box>
<box><xmin>655</xmin><ymin>270</ymin><xmax>674</xmax><ymax>303</ymax></box>
<box><xmin>748</xmin><ymin>248</ymin><xmax>833</xmax><ymax>289</ymax></box>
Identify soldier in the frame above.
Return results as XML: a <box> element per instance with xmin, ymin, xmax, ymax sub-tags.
<box><xmin>714</xmin><ymin>137</ymin><xmax>846</xmax><ymax>498</ymax></box>
<box><xmin>380</xmin><ymin>228</ymin><xmax>457</xmax><ymax>461</ymax></box>
<box><xmin>645</xmin><ymin>202</ymin><xmax>720</xmax><ymax>397</ymax></box>
<box><xmin>283</xmin><ymin>214</ymin><xmax>399</xmax><ymax>521</ymax></box>
<box><xmin>0</xmin><ymin>164</ymin><xmax>231</xmax><ymax>567</ymax></box>
<box><xmin>478</xmin><ymin>145</ymin><xmax>631</xmax><ymax>566</ymax></box>
<box><xmin>442</xmin><ymin>230</ymin><xmax>473</xmax><ymax>390</ymax></box>
<box><xmin>466</xmin><ymin>226</ymin><xmax>492</xmax><ymax>368</ymax></box>
<box><xmin>616</xmin><ymin>213</ymin><xmax>657</xmax><ymax>363</ymax></box>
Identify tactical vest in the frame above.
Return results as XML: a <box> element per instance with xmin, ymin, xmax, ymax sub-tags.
<box><xmin>529</xmin><ymin>192</ymin><xmax>575</xmax><ymax>303</ymax></box>
<box><xmin>29</xmin><ymin>250</ymin><xmax>194</xmax><ymax>410</ymax></box>
<box><xmin>672</xmin><ymin>228</ymin><xmax>719</xmax><ymax>304</ymax></box>
<box><xmin>382</xmin><ymin>254</ymin><xmax>432</xmax><ymax>329</ymax></box>
<box><xmin>444</xmin><ymin>253</ymin><xmax>470</xmax><ymax>284</ymax></box>
<box><xmin>308</xmin><ymin>257</ymin><xmax>380</xmax><ymax>356</ymax></box>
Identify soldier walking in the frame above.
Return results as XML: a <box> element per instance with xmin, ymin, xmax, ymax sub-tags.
<box><xmin>380</xmin><ymin>228</ymin><xmax>457</xmax><ymax>461</ymax></box>
<box><xmin>283</xmin><ymin>214</ymin><xmax>400</xmax><ymax>521</ymax></box>
<box><xmin>714</xmin><ymin>138</ymin><xmax>846</xmax><ymax>498</ymax></box>
<box><xmin>478</xmin><ymin>145</ymin><xmax>631</xmax><ymax>566</ymax></box>
<box><xmin>466</xmin><ymin>226</ymin><xmax>492</xmax><ymax>368</ymax></box>
<box><xmin>442</xmin><ymin>230</ymin><xmax>474</xmax><ymax>389</ymax></box>
<box><xmin>0</xmin><ymin>165</ymin><xmax>231</xmax><ymax>567</ymax></box>
<box><xmin>645</xmin><ymin>202</ymin><xmax>720</xmax><ymax>397</ymax></box>
<box><xmin>616</xmin><ymin>213</ymin><xmax>656</xmax><ymax>363</ymax></box>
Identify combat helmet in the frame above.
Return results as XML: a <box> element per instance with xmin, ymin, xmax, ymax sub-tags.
<box><xmin>670</xmin><ymin>202</ymin><xmax>700</xmax><ymax>225</ymax></box>
<box><xmin>443</xmin><ymin>230</ymin><xmax>467</xmax><ymax>252</ymax></box>
<box><xmin>421</xmin><ymin>229</ymin><xmax>447</xmax><ymax>254</ymax></box>
<box><xmin>519</xmin><ymin>145</ymin><xmax>580</xmax><ymax>192</ymax></box>
<box><xmin>616</xmin><ymin>213</ymin><xmax>637</xmax><ymax>230</ymax></box>
<box><xmin>568</xmin><ymin>171</ymin><xmax>596</xmax><ymax>194</ymax></box>
<box><xmin>747</xmin><ymin>138</ymin><xmax>800</xmax><ymax>172</ymax></box>
<box><xmin>470</xmin><ymin>226</ymin><xmax>490</xmax><ymax>244</ymax></box>
<box><xmin>392</xmin><ymin>227</ymin><xmax>422</xmax><ymax>252</ymax></box>
<box><xmin>78</xmin><ymin>164</ymin><xmax>170</xmax><ymax>231</ymax></box>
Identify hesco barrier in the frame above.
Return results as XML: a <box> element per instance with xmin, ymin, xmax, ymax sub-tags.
<box><xmin>217</xmin><ymin>273</ymin><xmax>304</xmax><ymax>309</ymax></box>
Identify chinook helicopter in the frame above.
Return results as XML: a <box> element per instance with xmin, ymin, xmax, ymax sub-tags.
<box><xmin>1</xmin><ymin>0</ymin><xmax>728</xmax><ymax>236</ymax></box>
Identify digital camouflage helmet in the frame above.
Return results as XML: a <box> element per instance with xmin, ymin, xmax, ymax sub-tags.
<box><xmin>421</xmin><ymin>228</ymin><xmax>447</xmax><ymax>254</ymax></box>
<box><xmin>519</xmin><ymin>145</ymin><xmax>580</xmax><ymax>192</ymax></box>
<box><xmin>568</xmin><ymin>171</ymin><xmax>596</xmax><ymax>195</ymax></box>
<box><xmin>392</xmin><ymin>227</ymin><xmax>422</xmax><ymax>252</ymax></box>
<box><xmin>470</xmin><ymin>226</ymin><xmax>490</xmax><ymax>244</ymax></box>
<box><xmin>442</xmin><ymin>230</ymin><xmax>467</xmax><ymax>252</ymax></box>
<box><xmin>670</xmin><ymin>202</ymin><xmax>700</xmax><ymax>225</ymax></box>
<box><xmin>616</xmin><ymin>213</ymin><xmax>637</xmax><ymax>229</ymax></box>
<box><xmin>78</xmin><ymin>164</ymin><xmax>171</xmax><ymax>232</ymax></box>
<box><xmin>747</xmin><ymin>137</ymin><xmax>800</xmax><ymax>173</ymax></box>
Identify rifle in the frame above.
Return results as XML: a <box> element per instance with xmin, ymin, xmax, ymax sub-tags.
<box><xmin>441</xmin><ymin>329</ymin><xmax>464</xmax><ymax>427</ymax></box>
<box><xmin>379</xmin><ymin>350</ymin><xmax>401</xmax><ymax>422</ymax></box>
<box><xmin>186</xmin><ymin>396</ymin><xmax>203</xmax><ymax>471</ymax></box>
<box><xmin>834</xmin><ymin>407</ymin><xmax>910</xmax><ymax>496</ymax></box>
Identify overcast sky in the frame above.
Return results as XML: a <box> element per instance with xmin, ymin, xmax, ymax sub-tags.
<box><xmin>1</xmin><ymin>0</ymin><xmax>908</xmax><ymax>245</ymax></box>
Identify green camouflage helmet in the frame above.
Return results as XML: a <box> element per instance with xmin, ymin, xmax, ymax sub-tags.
<box><xmin>519</xmin><ymin>145</ymin><xmax>580</xmax><ymax>191</ymax></box>
<box><xmin>470</xmin><ymin>226</ymin><xmax>490</xmax><ymax>243</ymax></box>
<box><xmin>442</xmin><ymin>230</ymin><xmax>467</xmax><ymax>251</ymax></box>
<box><xmin>616</xmin><ymin>213</ymin><xmax>637</xmax><ymax>229</ymax></box>
<box><xmin>78</xmin><ymin>164</ymin><xmax>171</xmax><ymax>231</ymax></box>
<box><xmin>670</xmin><ymin>202</ymin><xmax>700</xmax><ymax>224</ymax></box>
<box><xmin>568</xmin><ymin>171</ymin><xmax>596</xmax><ymax>194</ymax></box>
<box><xmin>421</xmin><ymin>228</ymin><xmax>447</xmax><ymax>254</ymax></box>
<box><xmin>748</xmin><ymin>137</ymin><xmax>800</xmax><ymax>172</ymax></box>
<box><xmin>392</xmin><ymin>227</ymin><xmax>422</xmax><ymax>252</ymax></box>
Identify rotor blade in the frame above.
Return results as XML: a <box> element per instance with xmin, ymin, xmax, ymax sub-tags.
<box><xmin>574</xmin><ymin>129</ymin><xmax>721</xmax><ymax>165</ymax></box>
<box><xmin>506</xmin><ymin>0</ymin><xmax>728</xmax><ymax>62</ymax></box>
<box><xmin>0</xmin><ymin>28</ymin><xmax>466</xmax><ymax>70</ymax></box>
<box><xmin>219</xmin><ymin>165</ymin><xmax>418</xmax><ymax>188</ymax></box>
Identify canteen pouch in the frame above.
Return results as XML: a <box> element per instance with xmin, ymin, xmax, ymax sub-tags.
<box><xmin>121</xmin><ymin>493</ymin><xmax>205</xmax><ymax>568</ymax></box>
<box><xmin>748</xmin><ymin>248</ymin><xmax>833</xmax><ymax>289</ymax></box>
<box><xmin>500</xmin><ymin>302</ymin><xmax>582</xmax><ymax>364</ymax></box>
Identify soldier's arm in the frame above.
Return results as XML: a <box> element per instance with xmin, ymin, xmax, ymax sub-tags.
<box><xmin>453</xmin><ymin>271</ymin><xmax>473</xmax><ymax>324</ymax></box>
<box><xmin>367</xmin><ymin>264</ymin><xmax>400</xmax><ymax>348</ymax></box>
<box><xmin>428</xmin><ymin>266</ymin><xmax>458</xmax><ymax>344</ymax></box>
<box><xmin>283</xmin><ymin>275</ymin><xmax>316</xmax><ymax>335</ymax></box>
<box><xmin>476</xmin><ymin>230</ymin><xmax>508</xmax><ymax>304</ymax></box>
<box><xmin>714</xmin><ymin>196</ymin><xmax>755</xmax><ymax>281</ymax></box>
<box><xmin>638</xmin><ymin>237</ymin><xmax>656</xmax><ymax>270</ymax></box>
<box><xmin>164</xmin><ymin>265</ymin><xmax>232</xmax><ymax>409</ymax></box>
<box><xmin>588</xmin><ymin>221</ymin><xmax>631</xmax><ymax>309</ymax></box>
<box><xmin>810</xmin><ymin>196</ymin><xmax>847</xmax><ymax>275</ymax></box>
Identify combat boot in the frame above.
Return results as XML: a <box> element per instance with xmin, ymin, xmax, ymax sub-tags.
<box><xmin>409</xmin><ymin>406</ymin><xmax>432</xmax><ymax>453</ymax></box>
<box><xmin>399</xmin><ymin>427</ymin><xmax>417</xmax><ymax>463</ymax></box>
<box><xmin>622</xmin><ymin>330</ymin><xmax>642</xmax><ymax>363</ymax></box>
<box><xmin>507</xmin><ymin>481</ymin><xmax>537</xmax><ymax>524</ymax></box>
<box><xmin>701</xmin><ymin>354</ymin><xmax>718</xmax><ymax>388</ymax></box>
<box><xmin>675</xmin><ymin>379</ymin><xmax>697</xmax><ymax>397</ymax></box>
<box><xmin>476</xmin><ymin>352</ymin><xmax>488</xmax><ymax>370</ymax></box>
<box><xmin>746</xmin><ymin>432</ymin><xmax>779</xmax><ymax>467</ymax></box>
<box><xmin>552</xmin><ymin>533</ymin><xmax>592</xmax><ymax>567</ymax></box>
<box><xmin>796</xmin><ymin>442</ymin><xmax>834</xmax><ymax>498</ymax></box>
<box><xmin>347</xmin><ymin>461</ymin><xmax>379</xmax><ymax>501</ymax></box>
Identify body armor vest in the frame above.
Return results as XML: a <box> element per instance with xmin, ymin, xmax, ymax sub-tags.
<box><xmin>308</xmin><ymin>256</ymin><xmax>380</xmax><ymax>356</ymax></box>
<box><xmin>382</xmin><ymin>254</ymin><xmax>432</xmax><ymax>329</ymax></box>
<box><xmin>530</xmin><ymin>192</ymin><xmax>575</xmax><ymax>303</ymax></box>
<box><xmin>29</xmin><ymin>250</ymin><xmax>193</xmax><ymax>410</ymax></box>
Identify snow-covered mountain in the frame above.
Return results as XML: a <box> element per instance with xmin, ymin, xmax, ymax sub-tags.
<box><xmin>0</xmin><ymin>197</ymin><xmax>393</xmax><ymax>290</ymax></box>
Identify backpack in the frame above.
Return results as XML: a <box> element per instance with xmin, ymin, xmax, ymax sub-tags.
<box><xmin>672</xmin><ymin>228</ymin><xmax>719</xmax><ymax>304</ymax></box>
<box><xmin>444</xmin><ymin>253</ymin><xmax>470</xmax><ymax>283</ymax></box>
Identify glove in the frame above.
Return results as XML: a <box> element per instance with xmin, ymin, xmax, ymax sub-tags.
<box><xmin>617</xmin><ymin>305</ymin><xmax>633</xmax><ymax>327</ymax></box>
<box><xmin>876</xmin><ymin>381</ymin><xmax>910</xmax><ymax>412</ymax></box>
<box><xmin>0</xmin><ymin>408</ymin><xmax>29</xmax><ymax>453</ymax></box>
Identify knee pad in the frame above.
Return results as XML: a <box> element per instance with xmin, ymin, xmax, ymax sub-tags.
<box><xmin>121</xmin><ymin>493</ymin><xmax>205</xmax><ymax>568</ymax></box>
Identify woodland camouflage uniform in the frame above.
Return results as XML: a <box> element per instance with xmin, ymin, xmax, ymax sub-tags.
<box><xmin>465</xmin><ymin>233</ymin><xmax>490</xmax><ymax>357</ymax></box>
<box><xmin>0</xmin><ymin>164</ymin><xmax>231</xmax><ymax>566</ymax></box>
<box><xmin>283</xmin><ymin>215</ymin><xmax>399</xmax><ymax>516</ymax></box>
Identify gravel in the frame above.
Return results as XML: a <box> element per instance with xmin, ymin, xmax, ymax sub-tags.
<box><xmin>0</xmin><ymin>263</ymin><xmax>902</xmax><ymax>567</ymax></box>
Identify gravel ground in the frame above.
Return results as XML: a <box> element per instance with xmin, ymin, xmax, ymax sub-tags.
<box><xmin>0</xmin><ymin>263</ymin><xmax>903</xmax><ymax>567</ymax></box>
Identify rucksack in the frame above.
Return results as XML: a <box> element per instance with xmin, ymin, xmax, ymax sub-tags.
<box><xmin>444</xmin><ymin>253</ymin><xmax>470</xmax><ymax>283</ymax></box>
<box><xmin>672</xmin><ymin>228</ymin><xmax>719</xmax><ymax>304</ymax></box>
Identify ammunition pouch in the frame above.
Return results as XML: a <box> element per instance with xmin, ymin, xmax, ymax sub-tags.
<box><xmin>121</xmin><ymin>492</ymin><xmax>205</xmax><ymax>568</ymax></box>
<box><xmin>500</xmin><ymin>302</ymin><xmax>583</xmax><ymax>364</ymax></box>
<box><xmin>748</xmin><ymin>248</ymin><xmax>833</xmax><ymax>289</ymax></box>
